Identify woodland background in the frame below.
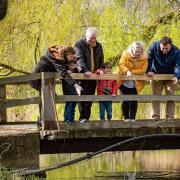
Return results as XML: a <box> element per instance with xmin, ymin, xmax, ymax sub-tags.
<box><xmin>0</xmin><ymin>0</ymin><xmax>180</xmax><ymax>121</ymax></box>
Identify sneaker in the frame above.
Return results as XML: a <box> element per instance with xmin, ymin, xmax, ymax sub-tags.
<box><xmin>152</xmin><ymin>114</ymin><xmax>160</xmax><ymax>121</ymax></box>
<box><xmin>166</xmin><ymin>117</ymin><xmax>174</xmax><ymax>121</ymax></box>
<box><xmin>130</xmin><ymin>119</ymin><xmax>136</xmax><ymax>122</ymax></box>
<box><xmin>80</xmin><ymin>119</ymin><xmax>88</xmax><ymax>123</ymax></box>
<box><xmin>37</xmin><ymin>116</ymin><xmax>42</xmax><ymax>130</ymax></box>
<box><xmin>124</xmin><ymin>119</ymin><xmax>130</xmax><ymax>122</ymax></box>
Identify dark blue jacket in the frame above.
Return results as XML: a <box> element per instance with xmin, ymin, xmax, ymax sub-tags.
<box><xmin>147</xmin><ymin>41</ymin><xmax>180</xmax><ymax>79</ymax></box>
<box><xmin>74</xmin><ymin>38</ymin><xmax>104</xmax><ymax>72</ymax></box>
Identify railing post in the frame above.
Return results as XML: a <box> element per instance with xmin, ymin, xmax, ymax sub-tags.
<box><xmin>0</xmin><ymin>85</ymin><xmax>7</xmax><ymax>123</ymax></box>
<box><xmin>41</xmin><ymin>72</ymin><xmax>58</xmax><ymax>130</ymax></box>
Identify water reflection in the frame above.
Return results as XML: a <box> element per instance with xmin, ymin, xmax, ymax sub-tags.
<box><xmin>40</xmin><ymin>150</ymin><xmax>180</xmax><ymax>180</ymax></box>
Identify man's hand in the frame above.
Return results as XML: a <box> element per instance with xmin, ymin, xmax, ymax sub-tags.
<box><xmin>147</xmin><ymin>72</ymin><xmax>155</xmax><ymax>77</ymax></box>
<box><xmin>172</xmin><ymin>77</ymin><xmax>178</xmax><ymax>84</ymax></box>
<box><xmin>126</xmin><ymin>70</ymin><xmax>132</xmax><ymax>77</ymax></box>
<box><xmin>67</xmin><ymin>70</ymin><xmax>72</xmax><ymax>74</ymax></box>
<box><xmin>74</xmin><ymin>83</ymin><xmax>83</xmax><ymax>96</ymax></box>
<box><xmin>99</xmin><ymin>70</ymin><xmax>104</xmax><ymax>75</ymax></box>
<box><xmin>84</xmin><ymin>71</ymin><xmax>92</xmax><ymax>77</ymax></box>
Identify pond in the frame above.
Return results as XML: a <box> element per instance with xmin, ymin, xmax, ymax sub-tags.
<box><xmin>40</xmin><ymin>150</ymin><xmax>180</xmax><ymax>179</ymax></box>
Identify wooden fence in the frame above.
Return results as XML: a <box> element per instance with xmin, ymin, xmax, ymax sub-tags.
<box><xmin>0</xmin><ymin>72</ymin><xmax>180</xmax><ymax>130</ymax></box>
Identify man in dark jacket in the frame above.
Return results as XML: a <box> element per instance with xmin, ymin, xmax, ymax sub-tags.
<box><xmin>74</xmin><ymin>27</ymin><xmax>104</xmax><ymax>122</ymax></box>
<box><xmin>147</xmin><ymin>36</ymin><xmax>180</xmax><ymax>121</ymax></box>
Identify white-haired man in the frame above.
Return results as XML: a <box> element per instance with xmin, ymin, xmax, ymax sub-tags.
<box><xmin>75</xmin><ymin>27</ymin><xmax>104</xmax><ymax>123</ymax></box>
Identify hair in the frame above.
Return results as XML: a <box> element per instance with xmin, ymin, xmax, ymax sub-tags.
<box><xmin>160</xmin><ymin>36</ymin><xmax>172</xmax><ymax>45</ymax></box>
<box><xmin>49</xmin><ymin>45</ymin><xmax>75</xmax><ymax>61</ymax></box>
<box><xmin>103</xmin><ymin>62</ymin><xmax>112</xmax><ymax>69</ymax></box>
<box><xmin>61</xmin><ymin>46</ymin><xmax>75</xmax><ymax>55</ymax></box>
<box><xmin>86</xmin><ymin>27</ymin><xmax>97</xmax><ymax>37</ymax></box>
<box><xmin>128</xmin><ymin>41</ymin><xmax>145</xmax><ymax>57</ymax></box>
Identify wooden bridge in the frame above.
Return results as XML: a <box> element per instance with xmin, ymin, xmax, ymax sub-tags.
<box><xmin>0</xmin><ymin>73</ymin><xmax>180</xmax><ymax>167</ymax></box>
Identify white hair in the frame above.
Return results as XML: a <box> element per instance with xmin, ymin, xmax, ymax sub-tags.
<box><xmin>86</xmin><ymin>27</ymin><xmax>97</xmax><ymax>37</ymax></box>
<box><xmin>128</xmin><ymin>41</ymin><xmax>145</xmax><ymax>57</ymax></box>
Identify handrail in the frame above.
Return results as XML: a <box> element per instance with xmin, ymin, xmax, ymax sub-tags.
<box><xmin>0</xmin><ymin>72</ymin><xmax>179</xmax><ymax>130</ymax></box>
<box><xmin>0</xmin><ymin>72</ymin><xmax>175</xmax><ymax>85</ymax></box>
<box><xmin>1</xmin><ymin>95</ymin><xmax>180</xmax><ymax>109</ymax></box>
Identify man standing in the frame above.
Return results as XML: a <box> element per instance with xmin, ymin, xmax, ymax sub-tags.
<box><xmin>147</xmin><ymin>36</ymin><xmax>180</xmax><ymax>121</ymax></box>
<box><xmin>74</xmin><ymin>27</ymin><xmax>104</xmax><ymax>122</ymax></box>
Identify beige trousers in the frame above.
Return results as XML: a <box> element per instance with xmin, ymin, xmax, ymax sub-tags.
<box><xmin>152</xmin><ymin>80</ymin><xmax>177</xmax><ymax>119</ymax></box>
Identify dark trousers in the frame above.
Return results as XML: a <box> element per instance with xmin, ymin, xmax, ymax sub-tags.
<box><xmin>78</xmin><ymin>80</ymin><xmax>97</xmax><ymax>120</ymax></box>
<box><xmin>119</xmin><ymin>84</ymin><xmax>138</xmax><ymax>119</ymax></box>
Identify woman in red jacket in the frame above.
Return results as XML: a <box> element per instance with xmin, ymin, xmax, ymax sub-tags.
<box><xmin>96</xmin><ymin>62</ymin><xmax>118</xmax><ymax>121</ymax></box>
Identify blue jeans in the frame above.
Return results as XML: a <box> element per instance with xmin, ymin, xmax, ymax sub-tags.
<box><xmin>99</xmin><ymin>101</ymin><xmax>112</xmax><ymax>120</ymax></box>
<box><xmin>64</xmin><ymin>102</ymin><xmax>77</xmax><ymax>122</ymax></box>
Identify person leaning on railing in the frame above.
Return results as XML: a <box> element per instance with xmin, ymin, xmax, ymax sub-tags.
<box><xmin>74</xmin><ymin>27</ymin><xmax>104</xmax><ymax>123</ymax></box>
<box><xmin>29</xmin><ymin>45</ymin><xmax>82</xmax><ymax>128</ymax></box>
<box><xmin>147</xmin><ymin>36</ymin><xmax>180</xmax><ymax>121</ymax></box>
<box><xmin>118</xmin><ymin>41</ymin><xmax>148</xmax><ymax>122</ymax></box>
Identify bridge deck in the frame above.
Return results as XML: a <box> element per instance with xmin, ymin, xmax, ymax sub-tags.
<box><xmin>1</xmin><ymin>120</ymin><xmax>180</xmax><ymax>154</ymax></box>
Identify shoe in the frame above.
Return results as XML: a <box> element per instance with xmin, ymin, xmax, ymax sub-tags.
<box><xmin>130</xmin><ymin>119</ymin><xmax>135</xmax><ymax>122</ymax></box>
<box><xmin>166</xmin><ymin>117</ymin><xmax>174</xmax><ymax>121</ymax></box>
<box><xmin>80</xmin><ymin>119</ymin><xmax>88</xmax><ymax>123</ymax></box>
<box><xmin>100</xmin><ymin>119</ymin><xmax>105</xmax><ymax>121</ymax></box>
<box><xmin>37</xmin><ymin>116</ymin><xmax>42</xmax><ymax>130</ymax></box>
<box><xmin>152</xmin><ymin>114</ymin><xmax>160</xmax><ymax>121</ymax></box>
<box><xmin>124</xmin><ymin>119</ymin><xmax>130</xmax><ymax>122</ymax></box>
<box><xmin>108</xmin><ymin>119</ymin><xmax>111</xmax><ymax>122</ymax></box>
<box><xmin>64</xmin><ymin>120</ymin><xmax>75</xmax><ymax>124</ymax></box>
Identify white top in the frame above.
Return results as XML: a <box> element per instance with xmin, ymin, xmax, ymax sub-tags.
<box><xmin>123</xmin><ymin>80</ymin><xmax>135</xmax><ymax>88</ymax></box>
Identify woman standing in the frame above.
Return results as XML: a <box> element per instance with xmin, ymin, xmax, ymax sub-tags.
<box><xmin>118</xmin><ymin>41</ymin><xmax>148</xmax><ymax>122</ymax></box>
<box><xmin>29</xmin><ymin>45</ymin><xmax>82</xmax><ymax>127</ymax></box>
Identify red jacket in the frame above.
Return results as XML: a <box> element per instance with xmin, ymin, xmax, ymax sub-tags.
<box><xmin>96</xmin><ymin>69</ymin><xmax>118</xmax><ymax>95</ymax></box>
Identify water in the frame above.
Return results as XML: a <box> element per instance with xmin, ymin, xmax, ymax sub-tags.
<box><xmin>40</xmin><ymin>150</ymin><xmax>180</xmax><ymax>180</ymax></box>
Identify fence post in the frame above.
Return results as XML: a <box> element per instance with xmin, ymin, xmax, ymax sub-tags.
<box><xmin>41</xmin><ymin>72</ymin><xmax>58</xmax><ymax>130</ymax></box>
<box><xmin>0</xmin><ymin>85</ymin><xmax>7</xmax><ymax>123</ymax></box>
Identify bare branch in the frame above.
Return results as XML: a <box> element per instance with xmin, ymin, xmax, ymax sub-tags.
<box><xmin>0</xmin><ymin>63</ymin><xmax>30</xmax><ymax>76</ymax></box>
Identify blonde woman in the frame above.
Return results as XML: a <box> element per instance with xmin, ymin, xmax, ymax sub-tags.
<box><xmin>118</xmin><ymin>41</ymin><xmax>148</xmax><ymax>122</ymax></box>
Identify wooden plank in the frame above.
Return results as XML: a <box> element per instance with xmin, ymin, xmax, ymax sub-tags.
<box><xmin>0</xmin><ymin>97</ymin><xmax>39</xmax><ymax>108</ymax></box>
<box><xmin>56</xmin><ymin>95</ymin><xmax>180</xmax><ymax>102</ymax></box>
<box><xmin>41</xmin><ymin>72</ymin><xmax>58</xmax><ymax>130</ymax></box>
<box><xmin>0</xmin><ymin>85</ymin><xmax>6</xmax><ymax>123</ymax></box>
<box><xmin>0</xmin><ymin>73</ymin><xmax>176</xmax><ymax>85</ymax></box>
<box><xmin>0</xmin><ymin>73</ymin><xmax>41</xmax><ymax>85</ymax></box>
<box><xmin>61</xmin><ymin>73</ymin><xmax>175</xmax><ymax>81</ymax></box>
<box><xmin>0</xmin><ymin>95</ymin><xmax>179</xmax><ymax>109</ymax></box>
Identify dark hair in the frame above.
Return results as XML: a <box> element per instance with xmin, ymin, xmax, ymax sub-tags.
<box><xmin>103</xmin><ymin>62</ymin><xmax>112</xmax><ymax>69</ymax></box>
<box><xmin>160</xmin><ymin>36</ymin><xmax>172</xmax><ymax>45</ymax></box>
<box><xmin>63</xmin><ymin>46</ymin><xmax>75</xmax><ymax>55</ymax></box>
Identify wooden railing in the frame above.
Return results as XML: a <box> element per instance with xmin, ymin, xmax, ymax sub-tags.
<box><xmin>0</xmin><ymin>72</ymin><xmax>180</xmax><ymax>130</ymax></box>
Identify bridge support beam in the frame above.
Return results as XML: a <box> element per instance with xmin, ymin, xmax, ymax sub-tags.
<box><xmin>0</xmin><ymin>85</ymin><xmax>6</xmax><ymax>123</ymax></box>
<box><xmin>41</xmin><ymin>72</ymin><xmax>59</xmax><ymax>130</ymax></box>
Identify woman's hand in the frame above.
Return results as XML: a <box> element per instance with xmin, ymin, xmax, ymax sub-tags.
<box><xmin>84</xmin><ymin>71</ymin><xmax>92</xmax><ymax>77</ymax></box>
<box><xmin>126</xmin><ymin>70</ymin><xmax>132</xmax><ymax>77</ymax></box>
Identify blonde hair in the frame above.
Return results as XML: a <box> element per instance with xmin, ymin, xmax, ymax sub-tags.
<box><xmin>128</xmin><ymin>41</ymin><xmax>145</xmax><ymax>57</ymax></box>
